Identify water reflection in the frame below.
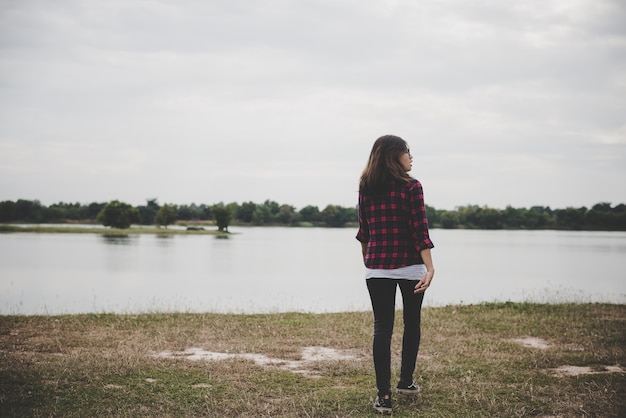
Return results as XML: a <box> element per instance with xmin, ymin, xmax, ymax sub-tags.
<box><xmin>100</xmin><ymin>235</ymin><xmax>133</xmax><ymax>245</ymax></box>
<box><xmin>156</xmin><ymin>234</ymin><xmax>175</xmax><ymax>240</ymax></box>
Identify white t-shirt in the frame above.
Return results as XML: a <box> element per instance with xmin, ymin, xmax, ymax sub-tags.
<box><xmin>364</xmin><ymin>264</ymin><xmax>427</xmax><ymax>280</ymax></box>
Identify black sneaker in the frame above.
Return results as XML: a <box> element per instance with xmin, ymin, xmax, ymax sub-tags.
<box><xmin>397</xmin><ymin>380</ymin><xmax>421</xmax><ymax>395</ymax></box>
<box><xmin>373</xmin><ymin>394</ymin><xmax>392</xmax><ymax>414</ymax></box>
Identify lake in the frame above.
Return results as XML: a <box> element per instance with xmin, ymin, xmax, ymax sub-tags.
<box><xmin>1</xmin><ymin>227</ymin><xmax>625</xmax><ymax>315</ymax></box>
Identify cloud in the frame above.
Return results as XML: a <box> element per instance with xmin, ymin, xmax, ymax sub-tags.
<box><xmin>0</xmin><ymin>0</ymin><xmax>624</xmax><ymax>210</ymax></box>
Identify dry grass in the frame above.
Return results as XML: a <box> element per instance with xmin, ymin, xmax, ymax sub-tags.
<box><xmin>1</xmin><ymin>303</ymin><xmax>624</xmax><ymax>417</ymax></box>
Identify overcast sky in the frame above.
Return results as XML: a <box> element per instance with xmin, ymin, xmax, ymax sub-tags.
<box><xmin>1</xmin><ymin>0</ymin><xmax>624</xmax><ymax>211</ymax></box>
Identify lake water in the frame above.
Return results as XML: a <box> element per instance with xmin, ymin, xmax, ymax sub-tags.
<box><xmin>1</xmin><ymin>227</ymin><xmax>625</xmax><ymax>315</ymax></box>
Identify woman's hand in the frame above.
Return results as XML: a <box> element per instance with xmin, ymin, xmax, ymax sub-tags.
<box><xmin>415</xmin><ymin>248</ymin><xmax>434</xmax><ymax>293</ymax></box>
<box><xmin>414</xmin><ymin>269</ymin><xmax>434</xmax><ymax>294</ymax></box>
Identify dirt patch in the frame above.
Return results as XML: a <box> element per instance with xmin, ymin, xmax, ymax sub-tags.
<box><xmin>548</xmin><ymin>365</ymin><xmax>624</xmax><ymax>377</ymax></box>
<box><xmin>509</xmin><ymin>338</ymin><xmax>624</xmax><ymax>377</ymax></box>
<box><xmin>510</xmin><ymin>337</ymin><xmax>551</xmax><ymax>349</ymax></box>
<box><xmin>152</xmin><ymin>346</ymin><xmax>360</xmax><ymax>378</ymax></box>
<box><xmin>191</xmin><ymin>383</ymin><xmax>212</xmax><ymax>388</ymax></box>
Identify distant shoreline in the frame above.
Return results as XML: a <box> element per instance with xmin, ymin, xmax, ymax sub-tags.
<box><xmin>2</xmin><ymin>199</ymin><xmax>625</xmax><ymax>230</ymax></box>
<box><xmin>3</xmin><ymin>222</ymin><xmax>626</xmax><ymax>233</ymax></box>
<box><xmin>0</xmin><ymin>224</ymin><xmax>229</xmax><ymax>235</ymax></box>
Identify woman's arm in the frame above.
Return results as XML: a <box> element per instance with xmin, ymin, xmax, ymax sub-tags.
<box><xmin>408</xmin><ymin>181</ymin><xmax>434</xmax><ymax>251</ymax></box>
<box><xmin>414</xmin><ymin>248</ymin><xmax>435</xmax><ymax>294</ymax></box>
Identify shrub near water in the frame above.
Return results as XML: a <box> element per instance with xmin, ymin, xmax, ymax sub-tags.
<box><xmin>0</xmin><ymin>303</ymin><xmax>624</xmax><ymax>417</ymax></box>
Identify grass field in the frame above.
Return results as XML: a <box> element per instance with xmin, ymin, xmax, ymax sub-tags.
<box><xmin>1</xmin><ymin>303</ymin><xmax>624</xmax><ymax>417</ymax></box>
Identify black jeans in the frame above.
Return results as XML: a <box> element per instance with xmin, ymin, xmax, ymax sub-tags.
<box><xmin>366</xmin><ymin>278</ymin><xmax>425</xmax><ymax>396</ymax></box>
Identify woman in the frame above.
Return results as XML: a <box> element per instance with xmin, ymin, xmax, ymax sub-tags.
<box><xmin>356</xmin><ymin>135</ymin><xmax>435</xmax><ymax>414</ymax></box>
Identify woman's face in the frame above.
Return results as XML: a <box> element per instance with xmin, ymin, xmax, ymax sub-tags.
<box><xmin>399</xmin><ymin>148</ymin><xmax>413</xmax><ymax>172</ymax></box>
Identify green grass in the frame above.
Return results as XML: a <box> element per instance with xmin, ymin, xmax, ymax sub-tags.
<box><xmin>1</xmin><ymin>303</ymin><xmax>624</xmax><ymax>417</ymax></box>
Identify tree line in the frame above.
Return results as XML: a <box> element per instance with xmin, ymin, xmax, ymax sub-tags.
<box><xmin>0</xmin><ymin>199</ymin><xmax>625</xmax><ymax>231</ymax></box>
<box><xmin>0</xmin><ymin>199</ymin><xmax>357</xmax><ymax>229</ymax></box>
<box><xmin>430</xmin><ymin>203</ymin><xmax>626</xmax><ymax>231</ymax></box>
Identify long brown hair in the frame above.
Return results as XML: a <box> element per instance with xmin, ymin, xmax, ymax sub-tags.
<box><xmin>359</xmin><ymin>135</ymin><xmax>412</xmax><ymax>196</ymax></box>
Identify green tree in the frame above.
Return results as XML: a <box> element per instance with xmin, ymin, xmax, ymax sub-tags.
<box><xmin>177</xmin><ymin>204</ymin><xmax>192</xmax><ymax>220</ymax></box>
<box><xmin>155</xmin><ymin>204</ymin><xmax>177</xmax><ymax>228</ymax></box>
<box><xmin>213</xmin><ymin>205</ymin><xmax>232</xmax><ymax>232</ymax></box>
<box><xmin>46</xmin><ymin>202</ymin><xmax>84</xmax><ymax>221</ymax></box>
<box><xmin>276</xmin><ymin>204</ymin><xmax>298</xmax><ymax>225</ymax></box>
<box><xmin>343</xmin><ymin>206</ymin><xmax>358</xmax><ymax>224</ymax></box>
<box><xmin>457</xmin><ymin>205</ymin><xmax>480</xmax><ymax>228</ymax></box>
<box><xmin>137</xmin><ymin>199</ymin><xmax>160</xmax><ymax>225</ymax></box>
<box><xmin>321</xmin><ymin>204</ymin><xmax>354</xmax><ymax>227</ymax></box>
<box><xmin>15</xmin><ymin>199</ymin><xmax>44</xmax><ymax>222</ymax></box>
<box><xmin>476</xmin><ymin>207</ymin><xmax>502</xmax><ymax>229</ymax></box>
<box><xmin>44</xmin><ymin>204</ymin><xmax>65</xmax><ymax>222</ymax></box>
<box><xmin>263</xmin><ymin>200</ymin><xmax>280</xmax><ymax>217</ymax></box>
<box><xmin>226</xmin><ymin>202</ymin><xmax>240</xmax><ymax>221</ymax></box>
<box><xmin>251</xmin><ymin>200</ymin><xmax>280</xmax><ymax>225</ymax></box>
<box><xmin>237</xmin><ymin>201</ymin><xmax>257</xmax><ymax>223</ymax></box>
<box><xmin>180</xmin><ymin>203</ymin><xmax>209</xmax><ymax>220</ymax></box>
<box><xmin>0</xmin><ymin>200</ymin><xmax>17</xmax><ymax>222</ymax></box>
<box><xmin>439</xmin><ymin>210</ymin><xmax>459</xmax><ymax>229</ymax></box>
<box><xmin>85</xmin><ymin>202</ymin><xmax>106</xmax><ymax>220</ymax></box>
<box><xmin>585</xmin><ymin>202</ymin><xmax>626</xmax><ymax>230</ymax></box>
<box><xmin>555</xmin><ymin>207</ymin><xmax>587</xmax><ymax>230</ymax></box>
<box><xmin>299</xmin><ymin>205</ymin><xmax>321</xmax><ymax>223</ymax></box>
<box><xmin>521</xmin><ymin>207</ymin><xmax>552</xmax><ymax>229</ymax></box>
<box><xmin>613</xmin><ymin>204</ymin><xmax>626</xmax><ymax>231</ymax></box>
<box><xmin>502</xmin><ymin>206</ymin><xmax>524</xmax><ymax>228</ymax></box>
<box><xmin>96</xmin><ymin>200</ymin><xmax>140</xmax><ymax>229</ymax></box>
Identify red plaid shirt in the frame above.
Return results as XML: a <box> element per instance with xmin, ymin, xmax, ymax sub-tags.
<box><xmin>356</xmin><ymin>179</ymin><xmax>434</xmax><ymax>269</ymax></box>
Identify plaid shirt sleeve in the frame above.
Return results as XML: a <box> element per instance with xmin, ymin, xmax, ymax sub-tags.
<box><xmin>356</xmin><ymin>179</ymin><xmax>434</xmax><ymax>269</ymax></box>
<box><xmin>355</xmin><ymin>194</ymin><xmax>369</xmax><ymax>244</ymax></box>
<box><xmin>407</xmin><ymin>180</ymin><xmax>434</xmax><ymax>253</ymax></box>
